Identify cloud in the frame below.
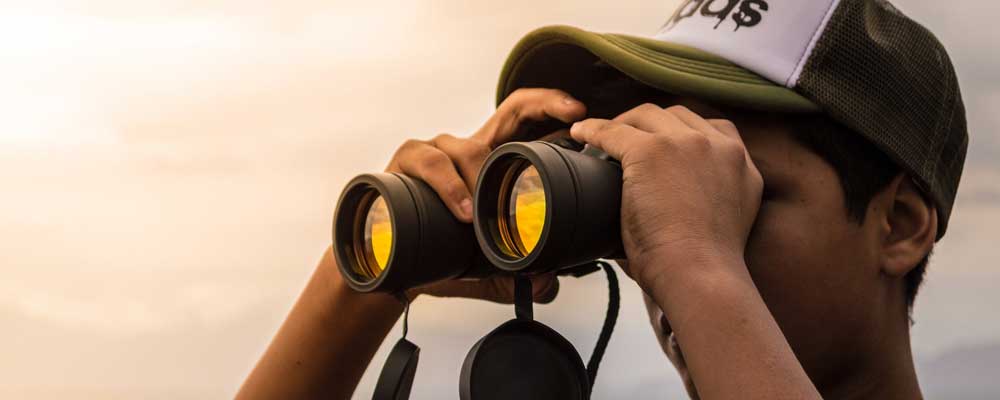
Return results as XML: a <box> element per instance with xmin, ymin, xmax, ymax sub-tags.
<box><xmin>1</xmin><ymin>0</ymin><xmax>998</xmax><ymax>398</ymax></box>
<box><xmin>919</xmin><ymin>341</ymin><xmax>1000</xmax><ymax>398</ymax></box>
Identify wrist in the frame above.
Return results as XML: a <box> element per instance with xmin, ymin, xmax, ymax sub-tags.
<box><xmin>632</xmin><ymin>244</ymin><xmax>752</xmax><ymax>300</ymax></box>
<box><xmin>639</xmin><ymin>251</ymin><xmax>762</xmax><ymax>337</ymax></box>
<box><xmin>321</xmin><ymin>247</ymin><xmax>405</xmax><ymax>319</ymax></box>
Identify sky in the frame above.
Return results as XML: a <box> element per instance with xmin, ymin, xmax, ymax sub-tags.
<box><xmin>0</xmin><ymin>0</ymin><xmax>998</xmax><ymax>398</ymax></box>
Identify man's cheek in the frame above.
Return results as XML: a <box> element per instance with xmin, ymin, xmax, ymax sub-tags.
<box><xmin>744</xmin><ymin>212</ymin><xmax>782</xmax><ymax>272</ymax></box>
<box><xmin>743</xmin><ymin>213</ymin><xmax>813</xmax><ymax>292</ymax></box>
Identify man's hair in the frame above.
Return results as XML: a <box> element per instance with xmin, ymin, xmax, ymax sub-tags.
<box><xmin>787</xmin><ymin>115</ymin><xmax>929</xmax><ymax>316</ymax></box>
<box><xmin>581</xmin><ymin>62</ymin><xmax>929</xmax><ymax>315</ymax></box>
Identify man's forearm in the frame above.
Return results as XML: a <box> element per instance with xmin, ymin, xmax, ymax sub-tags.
<box><xmin>237</xmin><ymin>248</ymin><xmax>404</xmax><ymax>399</ymax></box>
<box><xmin>641</xmin><ymin>250</ymin><xmax>821</xmax><ymax>400</ymax></box>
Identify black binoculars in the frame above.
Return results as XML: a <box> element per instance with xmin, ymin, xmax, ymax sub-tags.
<box><xmin>332</xmin><ymin>138</ymin><xmax>626</xmax><ymax>292</ymax></box>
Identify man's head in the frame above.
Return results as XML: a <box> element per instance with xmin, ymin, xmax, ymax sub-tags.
<box><xmin>585</xmin><ymin>64</ymin><xmax>932</xmax><ymax>310</ymax></box>
<box><xmin>495</xmin><ymin>0</ymin><xmax>967</xmax><ymax>395</ymax></box>
<box><xmin>580</xmin><ymin>67</ymin><xmax>936</xmax><ymax>392</ymax></box>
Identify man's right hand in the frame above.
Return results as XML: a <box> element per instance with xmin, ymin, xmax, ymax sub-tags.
<box><xmin>382</xmin><ymin>88</ymin><xmax>588</xmax><ymax>304</ymax></box>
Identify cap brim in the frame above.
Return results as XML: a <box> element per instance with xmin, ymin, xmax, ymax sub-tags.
<box><xmin>496</xmin><ymin>25</ymin><xmax>819</xmax><ymax>113</ymax></box>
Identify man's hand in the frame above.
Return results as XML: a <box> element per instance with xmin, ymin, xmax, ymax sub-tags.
<box><xmin>575</xmin><ymin>104</ymin><xmax>820</xmax><ymax>400</ymax></box>
<box><xmin>385</xmin><ymin>88</ymin><xmax>588</xmax><ymax>303</ymax></box>
<box><xmin>569</xmin><ymin>103</ymin><xmax>762</xmax><ymax>293</ymax></box>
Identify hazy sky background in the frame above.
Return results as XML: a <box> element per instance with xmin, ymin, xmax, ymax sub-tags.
<box><xmin>1</xmin><ymin>1</ymin><xmax>997</xmax><ymax>398</ymax></box>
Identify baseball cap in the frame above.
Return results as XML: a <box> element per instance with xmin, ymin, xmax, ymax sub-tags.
<box><xmin>495</xmin><ymin>0</ymin><xmax>968</xmax><ymax>238</ymax></box>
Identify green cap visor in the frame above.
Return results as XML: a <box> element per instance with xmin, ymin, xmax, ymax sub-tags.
<box><xmin>496</xmin><ymin>25</ymin><xmax>819</xmax><ymax>113</ymax></box>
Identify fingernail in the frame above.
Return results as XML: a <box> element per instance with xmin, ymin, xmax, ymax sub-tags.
<box><xmin>460</xmin><ymin>198</ymin><xmax>473</xmax><ymax>218</ymax></box>
<box><xmin>562</xmin><ymin>96</ymin><xmax>578</xmax><ymax>105</ymax></box>
<box><xmin>570</xmin><ymin>122</ymin><xmax>583</xmax><ymax>135</ymax></box>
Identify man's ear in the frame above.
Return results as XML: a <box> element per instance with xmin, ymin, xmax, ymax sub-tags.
<box><xmin>877</xmin><ymin>175</ymin><xmax>937</xmax><ymax>277</ymax></box>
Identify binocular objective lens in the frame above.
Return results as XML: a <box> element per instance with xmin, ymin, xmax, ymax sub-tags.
<box><xmin>501</xmin><ymin>163</ymin><xmax>546</xmax><ymax>258</ymax></box>
<box><xmin>356</xmin><ymin>193</ymin><xmax>393</xmax><ymax>280</ymax></box>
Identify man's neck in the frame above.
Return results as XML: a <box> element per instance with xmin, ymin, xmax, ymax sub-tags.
<box><xmin>822</xmin><ymin>317</ymin><xmax>922</xmax><ymax>400</ymax></box>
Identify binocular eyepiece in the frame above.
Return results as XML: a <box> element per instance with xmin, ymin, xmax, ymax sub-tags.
<box><xmin>332</xmin><ymin>139</ymin><xmax>625</xmax><ymax>293</ymax></box>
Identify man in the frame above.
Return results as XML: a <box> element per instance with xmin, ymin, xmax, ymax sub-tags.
<box><xmin>238</xmin><ymin>0</ymin><xmax>967</xmax><ymax>398</ymax></box>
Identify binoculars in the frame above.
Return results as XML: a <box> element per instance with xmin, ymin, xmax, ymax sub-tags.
<box><xmin>332</xmin><ymin>138</ymin><xmax>626</xmax><ymax>292</ymax></box>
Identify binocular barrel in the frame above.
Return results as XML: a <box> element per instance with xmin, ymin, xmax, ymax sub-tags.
<box><xmin>332</xmin><ymin>139</ymin><xmax>625</xmax><ymax>292</ymax></box>
<box><xmin>473</xmin><ymin>141</ymin><xmax>624</xmax><ymax>273</ymax></box>
<box><xmin>332</xmin><ymin>173</ymin><xmax>492</xmax><ymax>293</ymax></box>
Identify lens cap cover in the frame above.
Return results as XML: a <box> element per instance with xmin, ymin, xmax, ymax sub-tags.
<box><xmin>459</xmin><ymin>276</ymin><xmax>591</xmax><ymax>400</ymax></box>
<box><xmin>369</xmin><ymin>267</ymin><xmax>614</xmax><ymax>400</ymax></box>
<box><xmin>372</xmin><ymin>337</ymin><xmax>420</xmax><ymax>400</ymax></box>
<box><xmin>460</xmin><ymin>318</ymin><xmax>589</xmax><ymax>400</ymax></box>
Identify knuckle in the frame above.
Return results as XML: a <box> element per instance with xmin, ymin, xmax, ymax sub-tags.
<box><xmin>590</xmin><ymin>118</ymin><xmax>615</xmax><ymax>132</ymax></box>
<box><xmin>503</xmin><ymin>88</ymin><xmax>538</xmax><ymax>109</ymax></box>
<box><xmin>610</xmin><ymin>122</ymin><xmax>637</xmax><ymax>137</ymax></box>
<box><xmin>425</xmin><ymin>175</ymin><xmax>468</xmax><ymax>206</ymax></box>
<box><xmin>498</xmin><ymin>100</ymin><xmax>523</xmax><ymax>122</ymax></box>
<box><xmin>392</xmin><ymin>139</ymin><xmax>426</xmax><ymax>164</ymax></box>
<box><xmin>728</xmin><ymin>138</ymin><xmax>747</xmax><ymax>154</ymax></box>
<box><xmin>665</xmin><ymin>104</ymin><xmax>692</xmax><ymax>115</ymax></box>
<box><xmin>431</xmin><ymin>132</ymin><xmax>457</xmax><ymax>143</ymax></box>
<box><xmin>652</xmin><ymin>134</ymin><xmax>673</xmax><ymax>149</ymax></box>
<box><xmin>418</xmin><ymin>148</ymin><xmax>451</xmax><ymax>172</ymax></box>
<box><xmin>591</xmin><ymin>119</ymin><xmax>615</xmax><ymax>132</ymax></box>
<box><xmin>636</xmin><ymin>102</ymin><xmax>663</xmax><ymax>113</ymax></box>
<box><xmin>507</xmin><ymin>88</ymin><xmax>532</xmax><ymax>102</ymax></box>
<box><xmin>496</xmin><ymin>98</ymin><xmax>515</xmax><ymax>115</ymax></box>
<box><xmin>501</xmin><ymin>87</ymin><xmax>567</xmax><ymax>117</ymax></box>
<box><xmin>397</xmin><ymin>138</ymin><xmax>423</xmax><ymax>153</ymax></box>
<box><xmin>444</xmin><ymin>176</ymin><xmax>468</xmax><ymax>199</ymax></box>
<box><xmin>539</xmin><ymin>88</ymin><xmax>570</xmax><ymax>102</ymax></box>
<box><xmin>618</xmin><ymin>103</ymin><xmax>660</xmax><ymax>121</ymax></box>
<box><xmin>681</xmin><ymin>131</ymin><xmax>712</xmax><ymax>152</ymax></box>
<box><xmin>545</xmin><ymin>88</ymin><xmax>571</xmax><ymax>97</ymax></box>
<box><xmin>720</xmin><ymin>140</ymin><xmax>747</xmax><ymax>166</ymax></box>
<box><xmin>710</xmin><ymin>118</ymin><xmax>737</xmax><ymax>133</ymax></box>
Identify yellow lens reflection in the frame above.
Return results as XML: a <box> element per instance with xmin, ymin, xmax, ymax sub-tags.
<box><xmin>509</xmin><ymin>165</ymin><xmax>546</xmax><ymax>255</ymax></box>
<box><xmin>363</xmin><ymin>195</ymin><xmax>392</xmax><ymax>275</ymax></box>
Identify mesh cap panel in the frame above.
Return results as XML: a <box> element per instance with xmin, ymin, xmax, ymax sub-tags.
<box><xmin>795</xmin><ymin>0</ymin><xmax>968</xmax><ymax>237</ymax></box>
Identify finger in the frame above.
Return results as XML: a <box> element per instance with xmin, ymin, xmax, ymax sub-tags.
<box><xmin>705</xmin><ymin>118</ymin><xmax>754</xmax><ymax>170</ymax></box>
<box><xmin>662</xmin><ymin>104</ymin><xmax>717</xmax><ymax>134</ymax></box>
<box><xmin>430</xmin><ymin>133</ymin><xmax>490</xmax><ymax>192</ymax></box>
<box><xmin>480</xmin><ymin>274</ymin><xmax>560</xmax><ymax>304</ymax></box>
<box><xmin>395</xmin><ymin>141</ymin><xmax>474</xmax><ymax>222</ymax></box>
<box><xmin>612</xmin><ymin>103</ymin><xmax>691</xmax><ymax>135</ymax></box>
<box><xmin>707</xmin><ymin>118</ymin><xmax>742</xmax><ymax>142</ymax></box>
<box><xmin>666</xmin><ymin>106</ymin><xmax>751</xmax><ymax>160</ymax></box>
<box><xmin>530</xmin><ymin>273</ymin><xmax>561</xmax><ymax>304</ymax></box>
<box><xmin>412</xmin><ymin>274</ymin><xmax>560</xmax><ymax>305</ymax></box>
<box><xmin>414</xmin><ymin>278</ymin><xmax>510</xmax><ymax>303</ymax></box>
<box><xmin>475</xmin><ymin>88</ymin><xmax>587</xmax><ymax>148</ymax></box>
<box><xmin>569</xmin><ymin>118</ymin><xmax>651</xmax><ymax>163</ymax></box>
<box><xmin>664</xmin><ymin>105</ymin><xmax>749</xmax><ymax>150</ymax></box>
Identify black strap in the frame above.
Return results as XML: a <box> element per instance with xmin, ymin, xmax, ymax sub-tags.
<box><xmin>514</xmin><ymin>275</ymin><xmax>534</xmax><ymax>320</ymax></box>
<box><xmin>394</xmin><ymin>292</ymin><xmax>411</xmax><ymax>339</ymax></box>
<box><xmin>372</xmin><ymin>293</ymin><xmax>420</xmax><ymax>400</ymax></box>
<box><xmin>586</xmin><ymin>261</ymin><xmax>619</xmax><ymax>392</ymax></box>
<box><xmin>546</xmin><ymin>260</ymin><xmax>622</xmax><ymax>392</ymax></box>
